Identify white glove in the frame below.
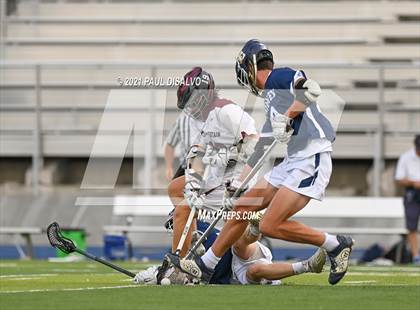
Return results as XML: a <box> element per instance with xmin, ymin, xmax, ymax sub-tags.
<box><xmin>238</xmin><ymin>137</ymin><xmax>257</xmax><ymax>163</ymax></box>
<box><xmin>271</xmin><ymin>113</ymin><xmax>293</xmax><ymax>143</ymax></box>
<box><xmin>133</xmin><ymin>265</ymin><xmax>158</xmax><ymax>285</ymax></box>
<box><xmin>184</xmin><ymin>181</ymin><xmax>206</xmax><ymax>210</ymax></box>
<box><xmin>222</xmin><ymin>179</ymin><xmax>244</xmax><ymax>211</ymax></box>
<box><xmin>303</xmin><ymin>79</ymin><xmax>322</xmax><ymax>103</ymax></box>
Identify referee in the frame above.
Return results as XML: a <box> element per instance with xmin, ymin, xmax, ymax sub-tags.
<box><xmin>395</xmin><ymin>135</ymin><xmax>420</xmax><ymax>264</ymax></box>
<box><xmin>164</xmin><ymin>111</ymin><xmax>203</xmax><ymax>180</ymax></box>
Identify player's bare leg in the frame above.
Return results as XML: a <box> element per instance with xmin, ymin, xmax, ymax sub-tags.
<box><xmin>407</xmin><ymin>231</ymin><xmax>419</xmax><ymax>260</ymax></box>
<box><xmin>172</xmin><ymin>203</ymin><xmax>196</xmax><ymax>257</ymax></box>
<box><xmin>233</xmin><ymin>222</ymin><xmax>326</xmax><ymax>284</ymax></box>
<box><xmin>259</xmin><ymin>186</ymin><xmax>325</xmax><ymax>245</ymax></box>
<box><xmin>167</xmin><ymin>175</ymin><xmax>197</xmax><ymax>257</ymax></box>
<box><xmin>211</xmin><ymin>179</ymin><xmax>278</xmax><ymax>257</ymax></box>
<box><xmin>168</xmin><ymin>175</ymin><xmax>184</xmax><ymax>207</ymax></box>
<box><xmin>259</xmin><ymin>186</ymin><xmax>354</xmax><ymax>285</ymax></box>
<box><xmin>232</xmin><ymin>223</ymin><xmax>260</xmax><ymax>260</ymax></box>
<box><xmin>247</xmin><ymin>263</ymin><xmax>293</xmax><ymax>283</ymax></box>
<box><xmin>246</xmin><ymin>247</ymin><xmax>326</xmax><ymax>283</ymax></box>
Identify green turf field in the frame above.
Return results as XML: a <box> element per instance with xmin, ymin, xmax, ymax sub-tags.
<box><xmin>0</xmin><ymin>260</ymin><xmax>419</xmax><ymax>310</ymax></box>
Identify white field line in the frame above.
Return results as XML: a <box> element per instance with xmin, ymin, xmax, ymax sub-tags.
<box><xmin>0</xmin><ymin>274</ymin><xmax>58</xmax><ymax>278</ymax></box>
<box><xmin>344</xmin><ymin>280</ymin><xmax>377</xmax><ymax>284</ymax></box>
<box><xmin>0</xmin><ymin>285</ymin><xmax>138</xmax><ymax>294</ymax></box>
<box><xmin>9</xmin><ymin>277</ymin><xmax>42</xmax><ymax>281</ymax></box>
<box><xmin>350</xmin><ymin>267</ymin><xmax>420</xmax><ymax>272</ymax></box>
<box><xmin>51</xmin><ymin>269</ymin><xmax>105</xmax><ymax>273</ymax></box>
<box><xmin>348</xmin><ymin>272</ymin><xmax>420</xmax><ymax>277</ymax></box>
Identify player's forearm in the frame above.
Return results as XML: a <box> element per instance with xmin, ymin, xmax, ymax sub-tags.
<box><xmin>397</xmin><ymin>178</ymin><xmax>420</xmax><ymax>188</ymax></box>
<box><xmin>285</xmin><ymin>100</ymin><xmax>307</xmax><ymax>119</ymax></box>
<box><xmin>164</xmin><ymin>144</ymin><xmax>175</xmax><ymax>169</ymax></box>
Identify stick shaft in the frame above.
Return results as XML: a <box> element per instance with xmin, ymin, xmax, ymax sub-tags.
<box><xmin>175</xmin><ymin>205</ymin><xmax>196</xmax><ymax>255</ymax></box>
<box><xmin>178</xmin><ymin>163</ymin><xmax>211</xmax><ymax>256</ymax></box>
<box><xmin>186</xmin><ymin>140</ymin><xmax>278</xmax><ymax>259</ymax></box>
<box><xmin>74</xmin><ymin>248</ymin><xmax>136</xmax><ymax>278</ymax></box>
<box><xmin>233</xmin><ymin>139</ymin><xmax>278</xmax><ymax>197</ymax></box>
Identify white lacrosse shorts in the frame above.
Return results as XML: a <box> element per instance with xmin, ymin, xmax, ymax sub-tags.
<box><xmin>264</xmin><ymin>151</ymin><xmax>332</xmax><ymax>201</ymax></box>
<box><xmin>231</xmin><ymin>241</ymin><xmax>278</xmax><ymax>285</ymax></box>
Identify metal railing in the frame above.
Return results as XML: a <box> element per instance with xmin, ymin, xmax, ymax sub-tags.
<box><xmin>1</xmin><ymin>61</ymin><xmax>419</xmax><ymax>196</ymax></box>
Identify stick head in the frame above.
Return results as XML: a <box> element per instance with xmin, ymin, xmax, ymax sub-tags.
<box><xmin>46</xmin><ymin>222</ymin><xmax>76</xmax><ymax>254</ymax></box>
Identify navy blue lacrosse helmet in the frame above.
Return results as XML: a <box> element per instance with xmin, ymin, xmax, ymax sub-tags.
<box><xmin>235</xmin><ymin>39</ymin><xmax>273</xmax><ymax>96</ymax></box>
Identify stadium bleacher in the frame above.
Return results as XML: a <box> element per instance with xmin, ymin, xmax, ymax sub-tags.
<box><xmin>0</xmin><ymin>0</ymin><xmax>419</xmax><ymax>259</ymax></box>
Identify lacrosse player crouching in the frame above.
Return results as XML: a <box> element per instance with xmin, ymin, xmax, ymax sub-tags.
<box><xmin>160</xmin><ymin>67</ymin><xmax>260</xmax><ymax>283</ymax></box>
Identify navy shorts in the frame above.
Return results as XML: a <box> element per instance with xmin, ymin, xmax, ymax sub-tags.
<box><xmin>196</xmin><ymin>221</ymin><xmax>232</xmax><ymax>284</ymax></box>
<box><xmin>404</xmin><ymin>192</ymin><xmax>420</xmax><ymax>231</ymax></box>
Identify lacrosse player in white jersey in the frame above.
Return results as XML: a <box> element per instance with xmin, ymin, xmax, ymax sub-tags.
<box><xmin>135</xmin><ymin>67</ymin><xmax>259</xmax><ymax>284</ymax></box>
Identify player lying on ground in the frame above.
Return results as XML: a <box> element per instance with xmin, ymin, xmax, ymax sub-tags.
<box><xmin>167</xmin><ymin>39</ymin><xmax>354</xmax><ymax>286</ymax></box>
<box><xmin>230</xmin><ymin>214</ymin><xmax>327</xmax><ymax>285</ymax></box>
<box><xmin>134</xmin><ymin>213</ymin><xmax>327</xmax><ymax>285</ymax></box>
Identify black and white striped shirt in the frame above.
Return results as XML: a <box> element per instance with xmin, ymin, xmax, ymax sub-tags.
<box><xmin>166</xmin><ymin>112</ymin><xmax>203</xmax><ymax>167</ymax></box>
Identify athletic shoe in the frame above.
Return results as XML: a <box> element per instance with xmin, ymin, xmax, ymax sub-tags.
<box><xmin>327</xmin><ymin>235</ymin><xmax>355</xmax><ymax>285</ymax></box>
<box><xmin>306</xmin><ymin>248</ymin><xmax>327</xmax><ymax>273</ymax></box>
<box><xmin>165</xmin><ymin>252</ymin><xmax>214</xmax><ymax>283</ymax></box>
<box><xmin>156</xmin><ymin>256</ymin><xmax>171</xmax><ymax>285</ymax></box>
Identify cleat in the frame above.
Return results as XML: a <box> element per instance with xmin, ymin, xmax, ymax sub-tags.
<box><xmin>307</xmin><ymin>248</ymin><xmax>327</xmax><ymax>273</ymax></box>
<box><xmin>156</xmin><ymin>256</ymin><xmax>171</xmax><ymax>285</ymax></box>
<box><xmin>327</xmin><ymin>235</ymin><xmax>354</xmax><ymax>285</ymax></box>
<box><xmin>165</xmin><ymin>252</ymin><xmax>214</xmax><ymax>283</ymax></box>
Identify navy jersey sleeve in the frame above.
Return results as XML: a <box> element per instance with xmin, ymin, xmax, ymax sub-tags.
<box><xmin>262</xmin><ymin>68</ymin><xmax>308</xmax><ymax>135</ymax></box>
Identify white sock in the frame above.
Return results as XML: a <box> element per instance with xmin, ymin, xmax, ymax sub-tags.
<box><xmin>321</xmin><ymin>233</ymin><xmax>340</xmax><ymax>252</ymax></box>
<box><xmin>201</xmin><ymin>248</ymin><xmax>221</xmax><ymax>270</ymax></box>
<box><xmin>292</xmin><ymin>261</ymin><xmax>309</xmax><ymax>275</ymax></box>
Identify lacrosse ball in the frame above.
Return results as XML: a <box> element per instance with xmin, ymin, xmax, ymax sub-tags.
<box><xmin>161</xmin><ymin>278</ymin><xmax>171</xmax><ymax>286</ymax></box>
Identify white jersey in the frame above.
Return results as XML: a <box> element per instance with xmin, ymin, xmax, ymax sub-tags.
<box><xmin>198</xmin><ymin>99</ymin><xmax>257</xmax><ymax>190</ymax></box>
<box><xmin>395</xmin><ymin>148</ymin><xmax>420</xmax><ymax>182</ymax></box>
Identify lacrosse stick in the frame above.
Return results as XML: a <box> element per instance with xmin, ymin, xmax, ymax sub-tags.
<box><xmin>185</xmin><ymin>139</ymin><xmax>278</xmax><ymax>259</ymax></box>
<box><xmin>156</xmin><ymin>163</ymin><xmax>211</xmax><ymax>284</ymax></box>
<box><xmin>174</xmin><ymin>162</ymin><xmax>211</xmax><ymax>255</ymax></box>
<box><xmin>46</xmin><ymin>222</ymin><xmax>135</xmax><ymax>278</ymax></box>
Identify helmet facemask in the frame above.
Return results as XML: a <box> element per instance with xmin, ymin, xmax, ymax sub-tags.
<box><xmin>235</xmin><ymin>52</ymin><xmax>262</xmax><ymax>97</ymax></box>
<box><xmin>183</xmin><ymin>88</ymin><xmax>213</xmax><ymax>120</ymax></box>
